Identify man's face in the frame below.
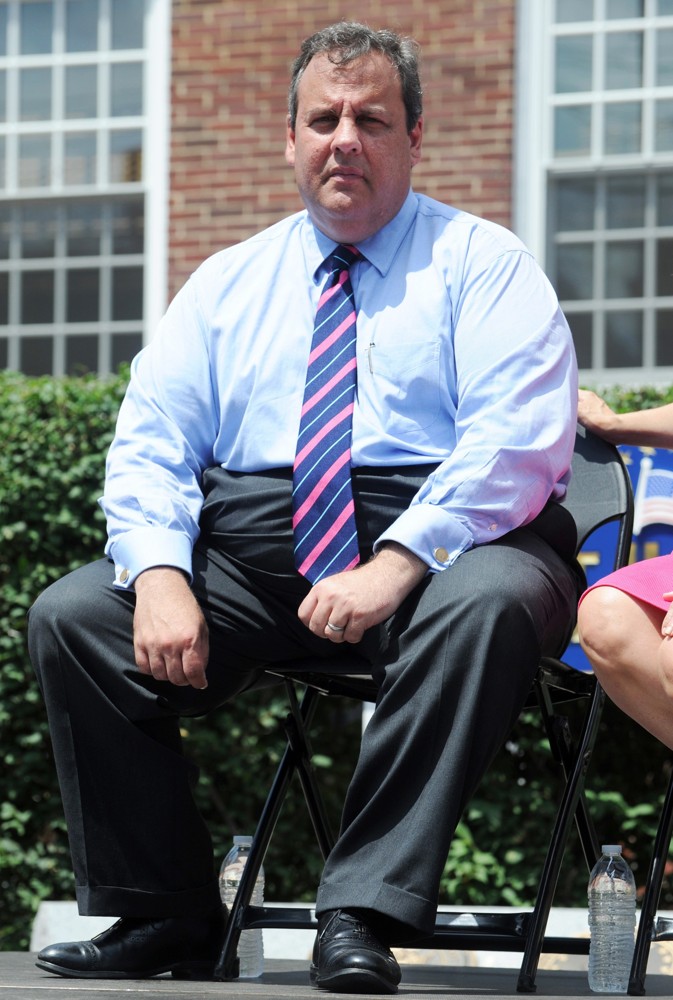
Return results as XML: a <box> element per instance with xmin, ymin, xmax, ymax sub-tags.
<box><xmin>285</xmin><ymin>51</ymin><xmax>423</xmax><ymax>244</ymax></box>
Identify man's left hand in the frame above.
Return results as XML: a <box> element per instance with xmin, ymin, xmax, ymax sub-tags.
<box><xmin>297</xmin><ymin>542</ymin><xmax>428</xmax><ymax>643</ymax></box>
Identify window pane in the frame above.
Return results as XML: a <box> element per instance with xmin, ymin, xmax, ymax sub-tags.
<box><xmin>66</xmin><ymin>0</ymin><xmax>99</xmax><ymax>52</ymax></box>
<box><xmin>67</xmin><ymin>269</ymin><xmax>100</xmax><ymax>321</ymax></box>
<box><xmin>657</xmin><ymin>0</ymin><xmax>673</xmax><ymax>13</ymax></box>
<box><xmin>21</xmin><ymin>2</ymin><xmax>53</xmax><ymax>55</ymax></box>
<box><xmin>657</xmin><ymin>238</ymin><xmax>673</xmax><ymax>296</ymax></box>
<box><xmin>656</xmin><ymin>310</ymin><xmax>673</xmax><ymax>365</ymax></box>
<box><xmin>606</xmin><ymin>311</ymin><xmax>642</xmax><ymax>368</ymax></box>
<box><xmin>19</xmin><ymin>135</ymin><xmax>51</xmax><ymax>188</ymax></box>
<box><xmin>0</xmin><ymin>71</ymin><xmax>6</xmax><ymax>123</ymax></box>
<box><xmin>605</xmin><ymin>240</ymin><xmax>644</xmax><ymax>297</ymax></box>
<box><xmin>604</xmin><ymin>101</ymin><xmax>641</xmax><ymax>154</ymax></box>
<box><xmin>64</xmin><ymin>133</ymin><xmax>97</xmax><ymax>185</ymax></box>
<box><xmin>0</xmin><ymin>206</ymin><xmax>9</xmax><ymax>258</ymax></box>
<box><xmin>655</xmin><ymin>100</ymin><xmax>673</xmax><ymax>152</ymax></box>
<box><xmin>20</xmin><ymin>68</ymin><xmax>52</xmax><ymax>121</ymax></box>
<box><xmin>0</xmin><ymin>5</ymin><xmax>7</xmax><ymax>55</ymax></box>
<box><xmin>606</xmin><ymin>176</ymin><xmax>645</xmax><ymax>228</ymax></box>
<box><xmin>656</xmin><ymin>29</ymin><xmax>673</xmax><ymax>85</ymax></box>
<box><xmin>606</xmin><ymin>0</ymin><xmax>643</xmax><ymax>15</ymax></box>
<box><xmin>555</xmin><ymin>36</ymin><xmax>593</xmax><ymax>93</ymax></box>
<box><xmin>67</xmin><ymin>202</ymin><xmax>102</xmax><ymax>255</ymax></box>
<box><xmin>65</xmin><ymin>66</ymin><xmax>97</xmax><ymax>119</ymax></box>
<box><xmin>0</xmin><ymin>337</ymin><xmax>7</xmax><ymax>366</ymax></box>
<box><xmin>66</xmin><ymin>334</ymin><xmax>99</xmax><ymax>375</ymax></box>
<box><xmin>112</xmin><ymin>332</ymin><xmax>142</xmax><ymax>371</ymax></box>
<box><xmin>555</xmin><ymin>0</ymin><xmax>593</xmax><ymax>21</ymax></box>
<box><xmin>110</xmin><ymin>62</ymin><xmax>143</xmax><ymax>116</ymax></box>
<box><xmin>0</xmin><ymin>137</ymin><xmax>5</xmax><ymax>188</ymax></box>
<box><xmin>554</xmin><ymin>178</ymin><xmax>595</xmax><ymax>231</ymax></box>
<box><xmin>112</xmin><ymin>266</ymin><xmax>143</xmax><ymax>319</ymax></box>
<box><xmin>658</xmin><ymin>175</ymin><xmax>673</xmax><ymax>225</ymax></box>
<box><xmin>112</xmin><ymin>0</ymin><xmax>144</xmax><ymax>49</ymax></box>
<box><xmin>20</xmin><ymin>335</ymin><xmax>53</xmax><ymax>375</ymax></box>
<box><xmin>554</xmin><ymin>105</ymin><xmax>592</xmax><ymax>156</ymax></box>
<box><xmin>0</xmin><ymin>273</ymin><xmax>8</xmax><ymax>324</ymax></box>
<box><xmin>113</xmin><ymin>199</ymin><xmax>144</xmax><ymax>253</ymax></box>
<box><xmin>557</xmin><ymin>244</ymin><xmax>594</xmax><ymax>299</ymax></box>
<box><xmin>21</xmin><ymin>271</ymin><xmax>54</xmax><ymax>323</ymax></box>
<box><xmin>606</xmin><ymin>32</ymin><xmax>642</xmax><ymax>89</ymax></box>
<box><xmin>109</xmin><ymin>130</ymin><xmax>142</xmax><ymax>182</ymax></box>
<box><xmin>569</xmin><ymin>312</ymin><xmax>593</xmax><ymax>368</ymax></box>
<box><xmin>20</xmin><ymin>205</ymin><xmax>57</xmax><ymax>258</ymax></box>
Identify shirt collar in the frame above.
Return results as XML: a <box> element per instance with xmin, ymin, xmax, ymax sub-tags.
<box><xmin>304</xmin><ymin>189</ymin><xmax>418</xmax><ymax>281</ymax></box>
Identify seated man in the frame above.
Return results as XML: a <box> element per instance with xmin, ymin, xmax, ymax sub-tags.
<box><xmin>28</xmin><ymin>19</ymin><xmax>582</xmax><ymax>996</ymax></box>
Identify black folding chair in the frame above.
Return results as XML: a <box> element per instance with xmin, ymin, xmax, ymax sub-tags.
<box><xmin>214</xmin><ymin>424</ymin><xmax>634</xmax><ymax>991</ymax></box>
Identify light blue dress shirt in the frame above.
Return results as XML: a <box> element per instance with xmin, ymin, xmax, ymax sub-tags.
<box><xmin>101</xmin><ymin>189</ymin><xmax>578</xmax><ymax>588</ymax></box>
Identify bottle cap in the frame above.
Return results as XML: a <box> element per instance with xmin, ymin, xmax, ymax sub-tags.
<box><xmin>233</xmin><ymin>834</ymin><xmax>253</xmax><ymax>846</ymax></box>
<box><xmin>601</xmin><ymin>844</ymin><xmax>622</xmax><ymax>854</ymax></box>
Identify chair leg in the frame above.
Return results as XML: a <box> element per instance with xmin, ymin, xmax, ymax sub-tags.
<box><xmin>516</xmin><ymin>683</ymin><xmax>605</xmax><ymax>993</ymax></box>
<box><xmin>628</xmin><ymin>768</ymin><xmax>673</xmax><ymax>996</ymax></box>
<box><xmin>214</xmin><ymin>682</ymin><xmax>322</xmax><ymax>981</ymax></box>
<box><xmin>284</xmin><ymin>680</ymin><xmax>335</xmax><ymax>860</ymax></box>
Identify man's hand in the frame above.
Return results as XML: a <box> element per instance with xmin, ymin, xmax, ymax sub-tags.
<box><xmin>133</xmin><ymin>567</ymin><xmax>210</xmax><ymax>688</ymax></box>
<box><xmin>298</xmin><ymin>542</ymin><xmax>428</xmax><ymax>643</ymax></box>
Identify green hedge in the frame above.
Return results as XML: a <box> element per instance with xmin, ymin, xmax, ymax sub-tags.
<box><xmin>1</xmin><ymin>370</ymin><xmax>672</xmax><ymax>951</ymax></box>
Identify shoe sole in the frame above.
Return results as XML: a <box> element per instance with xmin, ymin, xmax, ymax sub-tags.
<box><xmin>310</xmin><ymin>966</ymin><xmax>398</xmax><ymax>995</ymax></box>
<box><xmin>35</xmin><ymin>959</ymin><xmax>216</xmax><ymax>981</ymax></box>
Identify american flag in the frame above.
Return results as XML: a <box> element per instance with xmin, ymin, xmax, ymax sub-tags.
<box><xmin>633</xmin><ymin>456</ymin><xmax>673</xmax><ymax>535</ymax></box>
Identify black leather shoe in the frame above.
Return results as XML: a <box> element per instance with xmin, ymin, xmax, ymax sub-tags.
<box><xmin>35</xmin><ymin>909</ymin><xmax>225</xmax><ymax>980</ymax></box>
<box><xmin>310</xmin><ymin>909</ymin><xmax>401</xmax><ymax>994</ymax></box>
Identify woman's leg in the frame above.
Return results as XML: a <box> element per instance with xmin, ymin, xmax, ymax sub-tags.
<box><xmin>578</xmin><ymin>586</ymin><xmax>673</xmax><ymax>750</ymax></box>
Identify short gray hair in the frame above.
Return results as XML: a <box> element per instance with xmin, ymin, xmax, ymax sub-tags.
<box><xmin>288</xmin><ymin>22</ymin><xmax>423</xmax><ymax>133</ymax></box>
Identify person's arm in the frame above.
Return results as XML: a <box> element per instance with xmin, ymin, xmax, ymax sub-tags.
<box><xmin>578</xmin><ymin>388</ymin><xmax>673</xmax><ymax>448</ymax></box>
<box><xmin>373</xmin><ymin>246</ymin><xmax>577</xmax><ymax>572</ymax></box>
<box><xmin>99</xmin><ymin>278</ymin><xmax>219</xmax><ymax>687</ymax></box>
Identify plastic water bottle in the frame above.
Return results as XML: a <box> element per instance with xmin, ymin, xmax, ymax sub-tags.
<box><xmin>587</xmin><ymin>844</ymin><xmax>637</xmax><ymax>993</ymax></box>
<box><xmin>219</xmin><ymin>835</ymin><xmax>264</xmax><ymax>978</ymax></box>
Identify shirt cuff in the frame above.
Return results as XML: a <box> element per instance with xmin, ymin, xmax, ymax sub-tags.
<box><xmin>374</xmin><ymin>503</ymin><xmax>474</xmax><ymax>573</ymax></box>
<box><xmin>106</xmin><ymin>527</ymin><xmax>194</xmax><ymax>589</ymax></box>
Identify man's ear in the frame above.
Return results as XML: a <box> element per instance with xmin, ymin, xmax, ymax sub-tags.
<box><xmin>285</xmin><ymin>116</ymin><xmax>296</xmax><ymax>167</ymax></box>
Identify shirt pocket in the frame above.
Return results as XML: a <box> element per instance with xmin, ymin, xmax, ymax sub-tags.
<box><xmin>364</xmin><ymin>339</ymin><xmax>442</xmax><ymax>435</ymax></box>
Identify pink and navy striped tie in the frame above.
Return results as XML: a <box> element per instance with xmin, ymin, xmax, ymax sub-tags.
<box><xmin>292</xmin><ymin>245</ymin><xmax>361</xmax><ymax>584</ymax></box>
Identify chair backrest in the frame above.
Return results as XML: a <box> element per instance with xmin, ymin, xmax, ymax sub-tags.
<box><xmin>560</xmin><ymin>423</ymin><xmax>634</xmax><ymax>571</ymax></box>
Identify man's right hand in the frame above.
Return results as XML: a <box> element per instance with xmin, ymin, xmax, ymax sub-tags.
<box><xmin>133</xmin><ymin>567</ymin><xmax>210</xmax><ymax>689</ymax></box>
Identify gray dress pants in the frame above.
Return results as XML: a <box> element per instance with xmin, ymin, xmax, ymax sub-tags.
<box><xmin>28</xmin><ymin>466</ymin><xmax>583</xmax><ymax>936</ymax></box>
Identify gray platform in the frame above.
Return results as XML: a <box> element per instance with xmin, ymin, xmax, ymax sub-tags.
<box><xmin>2</xmin><ymin>952</ymin><xmax>673</xmax><ymax>1000</ymax></box>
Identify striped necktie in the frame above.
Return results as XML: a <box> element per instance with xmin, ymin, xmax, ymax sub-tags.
<box><xmin>292</xmin><ymin>245</ymin><xmax>361</xmax><ymax>584</ymax></box>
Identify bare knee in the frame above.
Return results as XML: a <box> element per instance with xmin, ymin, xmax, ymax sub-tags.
<box><xmin>577</xmin><ymin>587</ymin><xmax>632</xmax><ymax>676</ymax></box>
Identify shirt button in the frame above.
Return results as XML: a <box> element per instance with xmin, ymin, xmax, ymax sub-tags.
<box><xmin>433</xmin><ymin>546</ymin><xmax>450</xmax><ymax>564</ymax></box>
<box><xmin>119</xmin><ymin>568</ymin><xmax>130</xmax><ymax>583</ymax></box>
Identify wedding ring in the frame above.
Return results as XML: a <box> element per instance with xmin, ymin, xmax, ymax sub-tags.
<box><xmin>326</xmin><ymin>621</ymin><xmax>346</xmax><ymax>633</ymax></box>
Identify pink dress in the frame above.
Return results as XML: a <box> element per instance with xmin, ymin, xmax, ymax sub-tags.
<box><xmin>580</xmin><ymin>553</ymin><xmax>673</xmax><ymax>613</ymax></box>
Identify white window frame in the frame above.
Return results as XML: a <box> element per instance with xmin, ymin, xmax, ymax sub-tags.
<box><xmin>515</xmin><ymin>0</ymin><xmax>673</xmax><ymax>387</ymax></box>
<box><xmin>0</xmin><ymin>0</ymin><xmax>170</xmax><ymax>374</ymax></box>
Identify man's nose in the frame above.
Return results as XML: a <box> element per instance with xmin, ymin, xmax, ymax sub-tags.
<box><xmin>332</xmin><ymin>118</ymin><xmax>361</xmax><ymax>154</ymax></box>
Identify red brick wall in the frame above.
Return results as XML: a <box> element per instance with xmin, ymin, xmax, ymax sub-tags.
<box><xmin>169</xmin><ymin>0</ymin><xmax>516</xmax><ymax>299</ymax></box>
